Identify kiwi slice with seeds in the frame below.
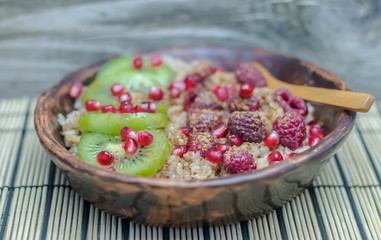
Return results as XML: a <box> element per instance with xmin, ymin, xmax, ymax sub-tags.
<box><xmin>78</xmin><ymin>131</ymin><xmax>170</xmax><ymax>176</ymax></box>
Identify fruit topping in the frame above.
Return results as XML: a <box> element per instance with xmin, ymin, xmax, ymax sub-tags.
<box><xmin>169</xmin><ymin>81</ymin><xmax>186</xmax><ymax>91</ymax></box>
<box><xmin>137</xmin><ymin>131</ymin><xmax>154</xmax><ymax>146</ymax></box>
<box><xmin>285</xmin><ymin>152</ymin><xmax>298</xmax><ymax>159</ymax></box>
<box><xmin>118</xmin><ymin>92</ymin><xmax>132</xmax><ymax>103</ymax></box>
<box><xmin>119</xmin><ymin>101</ymin><xmax>134</xmax><ymax>113</ymax></box>
<box><xmin>148</xmin><ymin>86</ymin><xmax>164</xmax><ymax>101</ymax></box>
<box><xmin>212</xmin><ymin>125</ymin><xmax>228</xmax><ymax>138</ymax></box>
<box><xmin>274</xmin><ymin>87</ymin><xmax>292</xmax><ymax>103</ymax></box>
<box><xmin>228</xmin><ymin>111</ymin><xmax>265</xmax><ymax>143</ymax></box>
<box><xmin>223</xmin><ymin>150</ymin><xmax>256</xmax><ymax>174</ymax></box>
<box><xmin>105</xmin><ymin>166</ymin><xmax>116</xmax><ymax>172</ymax></box>
<box><xmin>133</xmin><ymin>56</ymin><xmax>143</xmax><ymax>69</ymax></box>
<box><xmin>179</xmin><ymin>127</ymin><xmax>190</xmax><ymax>136</ymax></box>
<box><xmin>185</xmin><ymin>73</ymin><xmax>202</xmax><ymax>90</ymax></box>
<box><xmin>235</xmin><ymin>63</ymin><xmax>267</xmax><ymax>87</ymax></box>
<box><xmin>120</xmin><ymin>127</ymin><xmax>137</xmax><ymax>141</ymax></box>
<box><xmin>309</xmin><ymin>136</ymin><xmax>322</xmax><ymax>147</ymax></box>
<box><xmin>225</xmin><ymin>83</ymin><xmax>236</xmax><ymax>93</ymax></box>
<box><xmin>101</xmin><ymin>104</ymin><xmax>117</xmax><ymax>113</ymax></box>
<box><xmin>188</xmin><ymin>109</ymin><xmax>223</xmax><ymax>132</ymax></box>
<box><xmin>123</xmin><ymin>138</ymin><xmax>138</xmax><ymax>155</ymax></box>
<box><xmin>96</xmin><ymin>151</ymin><xmax>114</xmax><ymax>166</ymax></box>
<box><xmin>205</xmin><ymin>148</ymin><xmax>224</xmax><ymax>163</ymax></box>
<box><xmin>69</xmin><ymin>82</ymin><xmax>83</xmax><ymax>98</ymax></box>
<box><xmin>216</xmin><ymin>144</ymin><xmax>229</xmax><ymax>153</ymax></box>
<box><xmin>110</xmin><ymin>83</ymin><xmax>125</xmax><ymax>96</ymax></box>
<box><xmin>309</xmin><ymin>126</ymin><xmax>323</xmax><ymax>139</ymax></box>
<box><xmin>134</xmin><ymin>102</ymin><xmax>150</xmax><ymax>113</ymax></box>
<box><xmin>85</xmin><ymin>100</ymin><xmax>101</xmax><ymax>112</ymax></box>
<box><xmin>213</xmin><ymin>86</ymin><xmax>228</xmax><ymax>101</ymax></box>
<box><xmin>150</xmin><ymin>55</ymin><xmax>162</xmax><ymax>67</ymax></box>
<box><xmin>273</xmin><ymin>112</ymin><xmax>306</xmax><ymax>150</ymax></box>
<box><xmin>239</xmin><ymin>83</ymin><xmax>254</xmax><ymax>98</ymax></box>
<box><xmin>227</xmin><ymin>91</ymin><xmax>260</xmax><ymax>112</ymax></box>
<box><xmin>172</xmin><ymin>145</ymin><xmax>188</xmax><ymax>158</ymax></box>
<box><xmin>267</xmin><ymin>151</ymin><xmax>283</xmax><ymax>165</ymax></box>
<box><xmin>263</xmin><ymin>131</ymin><xmax>280</xmax><ymax>148</ymax></box>
<box><xmin>274</xmin><ymin>88</ymin><xmax>308</xmax><ymax>117</ymax></box>
<box><xmin>187</xmin><ymin>132</ymin><xmax>218</xmax><ymax>156</ymax></box>
<box><xmin>170</xmin><ymin>88</ymin><xmax>182</xmax><ymax>98</ymax></box>
<box><xmin>229</xmin><ymin>135</ymin><xmax>242</xmax><ymax>146</ymax></box>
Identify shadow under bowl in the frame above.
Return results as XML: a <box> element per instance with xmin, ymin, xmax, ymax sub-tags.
<box><xmin>34</xmin><ymin>47</ymin><xmax>356</xmax><ymax>227</ymax></box>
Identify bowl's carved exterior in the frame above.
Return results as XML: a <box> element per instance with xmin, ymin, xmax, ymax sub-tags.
<box><xmin>35</xmin><ymin>47</ymin><xmax>355</xmax><ymax>227</ymax></box>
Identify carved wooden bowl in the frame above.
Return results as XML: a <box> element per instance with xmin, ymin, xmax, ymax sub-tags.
<box><xmin>35</xmin><ymin>47</ymin><xmax>356</xmax><ymax>227</ymax></box>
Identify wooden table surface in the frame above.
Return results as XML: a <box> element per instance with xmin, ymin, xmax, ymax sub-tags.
<box><xmin>1</xmin><ymin>0</ymin><xmax>380</xmax><ymax>99</ymax></box>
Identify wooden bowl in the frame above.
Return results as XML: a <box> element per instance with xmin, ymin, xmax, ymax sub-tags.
<box><xmin>35</xmin><ymin>47</ymin><xmax>356</xmax><ymax>227</ymax></box>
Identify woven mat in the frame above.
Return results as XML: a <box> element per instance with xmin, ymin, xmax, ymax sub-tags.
<box><xmin>0</xmin><ymin>98</ymin><xmax>380</xmax><ymax>240</ymax></box>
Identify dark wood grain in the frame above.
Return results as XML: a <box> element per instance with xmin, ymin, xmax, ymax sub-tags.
<box><xmin>0</xmin><ymin>0</ymin><xmax>380</xmax><ymax>98</ymax></box>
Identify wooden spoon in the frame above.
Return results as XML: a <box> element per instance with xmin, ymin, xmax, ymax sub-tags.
<box><xmin>252</xmin><ymin>62</ymin><xmax>374</xmax><ymax>113</ymax></box>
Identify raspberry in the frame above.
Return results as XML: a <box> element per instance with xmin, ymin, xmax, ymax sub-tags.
<box><xmin>186</xmin><ymin>90</ymin><xmax>222</xmax><ymax>112</ymax></box>
<box><xmin>223</xmin><ymin>150</ymin><xmax>256</xmax><ymax>174</ymax></box>
<box><xmin>274</xmin><ymin>88</ymin><xmax>308</xmax><ymax>117</ymax></box>
<box><xmin>273</xmin><ymin>112</ymin><xmax>306</xmax><ymax>150</ymax></box>
<box><xmin>274</xmin><ymin>87</ymin><xmax>291</xmax><ymax>103</ymax></box>
<box><xmin>188</xmin><ymin>109</ymin><xmax>223</xmax><ymax>132</ymax></box>
<box><xmin>187</xmin><ymin>132</ymin><xmax>218</xmax><ymax>156</ymax></box>
<box><xmin>227</xmin><ymin>92</ymin><xmax>260</xmax><ymax>112</ymax></box>
<box><xmin>235</xmin><ymin>63</ymin><xmax>267</xmax><ymax>87</ymax></box>
<box><xmin>227</xmin><ymin>112</ymin><xmax>265</xmax><ymax>143</ymax></box>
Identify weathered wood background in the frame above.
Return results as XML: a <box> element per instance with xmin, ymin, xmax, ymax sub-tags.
<box><xmin>0</xmin><ymin>0</ymin><xmax>380</xmax><ymax>98</ymax></box>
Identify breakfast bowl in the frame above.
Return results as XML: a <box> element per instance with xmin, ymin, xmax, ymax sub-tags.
<box><xmin>34</xmin><ymin>46</ymin><xmax>356</xmax><ymax>227</ymax></box>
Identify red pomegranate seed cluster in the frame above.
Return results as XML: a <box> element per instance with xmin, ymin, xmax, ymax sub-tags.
<box><xmin>308</xmin><ymin>121</ymin><xmax>324</xmax><ymax>147</ymax></box>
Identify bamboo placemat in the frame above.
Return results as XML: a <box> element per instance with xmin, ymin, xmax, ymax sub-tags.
<box><xmin>0</xmin><ymin>98</ymin><xmax>380</xmax><ymax>240</ymax></box>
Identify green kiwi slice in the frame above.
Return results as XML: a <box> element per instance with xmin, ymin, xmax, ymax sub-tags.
<box><xmin>82</xmin><ymin>56</ymin><xmax>174</xmax><ymax>107</ymax></box>
<box><xmin>78</xmin><ymin>131</ymin><xmax>170</xmax><ymax>176</ymax></box>
<box><xmin>79</xmin><ymin>112</ymin><xmax>168</xmax><ymax>135</ymax></box>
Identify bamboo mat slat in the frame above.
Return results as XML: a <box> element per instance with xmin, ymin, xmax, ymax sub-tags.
<box><xmin>0</xmin><ymin>98</ymin><xmax>380</xmax><ymax>240</ymax></box>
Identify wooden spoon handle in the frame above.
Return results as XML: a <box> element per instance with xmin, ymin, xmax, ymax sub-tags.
<box><xmin>252</xmin><ymin>62</ymin><xmax>375</xmax><ymax>113</ymax></box>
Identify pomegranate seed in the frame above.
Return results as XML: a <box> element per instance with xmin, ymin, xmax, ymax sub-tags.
<box><xmin>263</xmin><ymin>131</ymin><xmax>280</xmax><ymax>148</ymax></box>
<box><xmin>85</xmin><ymin>100</ymin><xmax>101</xmax><ymax>112</ymax></box>
<box><xmin>285</xmin><ymin>152</ymin><xmax>298</xmax><ymax>159</ymax></box>
<box><xmin>148</xmin><ymin>102</ymin><xmax>158</xmax><ymax>113</ymax></box>
<box><xmin>69</xmin><ymin>82</ymin><xmax>83</xmax><ymax>98</ymax></box>
<box><xmin>309</xmin><ymin>136</ymin><xmax>322</xmax><ymax>147</ymax></box>
<box><xmin>179</xmin><ymin>127</ymin><xmax>190</xmax><ymax>136</ymax></box>
<box><xmin>134</xmin><ymin>102</ymin><xmax>150</xmax><ymax>113</ymax></box>
<box><xmin>213</xmin><ymin>86</ymin><xmax>228</xmax><ymax>101</ymax></box>
<box><xmin>96</xmin><ymin>151</ymin><xmax>114</xmax><ymax>166</ymax></box>
<box><xmin>185</xmin><ymin>77</ymin><xmax>196</xmax><ymax>90</ymax></box>
<box><xmin>205</xmin><ymin>148</ymin><xmax>224</xmax><ymax>163</ymax></box>
<box><xmin>148</xmin><ymin>86</ymin><xmax>164</xmax><ymax>101</ymax></box>
<box><xmin>172</xmin><ymin>145</ymin><xmax>188</xmax><ymax>158</ymax></box>
<box><xmin>267</xmin><ymin>151</ymin><xmax>283</xmax><ymax>165</ymax></box>
<box><xmin>308</xmin><ymin>121</ymin><xmax>321</xmax><ymax>128</ymax></box>
<box><xmin>101</xmin><ymin>104</ymin><xmax>116</xmax><ymax>113</ymax></box>
<box><xmin>137</xmin><ymin>131</ymin><xmax>154</xmax><ymax>146</ymax></box>
<box><xmin>212</xmin><ymin>125</ymin><xmax>228</xmax><ymax>138</ymax></box>
<box><xmin>120</xmin><ymin>127</ymin><xmax>137</xmax><ymax>141</ymax></box>
<box><xmin>309</xmin><ymin>126</ymin><xmax>324</xmax><ymax>139</ymax></box>
<box><xmin>225</xmin><ymin>83</ymin><xmax>235</xmax><ymax>93</ymax></box>
<box><xmin>170</xmin><ymin>88</ymin><xmax>182</xmax><ymax>98</ymax></box>
<box><xmin>133</xmin><ymin>56</ymin><xmax>143</xmax><ymax>69</ymax></box>
<box><xmin>229</xmin><ymin>136</ymin><xmax>242</xmax><ymax>146</ymax></box>
<box><xmin>150</xmin><ymin>55</ymin><xmax>162</xmax><ymax>67</ymax></box>
<box><xmin>169</xmin><ymin>81</ymin><xmax>186</xmax><ymax>91</ymax></box>
<box><xmin>105</xmin><ymin>166</ymin><xmax>116</xmax><ymax>172</ymax></box>
<box><xmin>122</xmin><ymin>138</ymin><xmax>138</xmax><ymax>155</ymax></box>
<box><xmin>239</xmin><ymin>83</ymin><xmax>254</xmax><ymax>98</ymax></box>
<box><xmin>110</xmin><ymin>83</ymin><xmax>125</xmax><ymax>96</ymax></box>
<box><xmin>118</xmin><ymin>92</ymin><xmax>132</xmax><ymax>103</ymax></box>
<box><xmin>211</xmin><ymin>66</ymin><xmax>225</xmax><ymax>74</ymax></box>
<box><xmin>216</xmin><ymin>144</ymin><xmax>229</xmax><ymax>154</ymax></box>
<box><xmin>119</xmin><ymin>101</ymin><xmax>134</xmax><ymax>113</ymax></box>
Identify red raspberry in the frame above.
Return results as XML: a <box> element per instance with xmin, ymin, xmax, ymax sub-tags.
<box><xmin>227</xmin><ymin>112</ymin><xmax>265</xmax><ymax>143</ymax></box>
<box><xmin>235</xmin><ymin>63</ymin><xmax>267</xmax><ymax>87</ymax></box>
<box><xmin>274</xmin><ymin>87</ymin><xmax>292</xmax><ymax>103</ymax></box>
<box><xmin>187</xmin><ymin>132</ymin><xmax>218</xmax><ymax>156</ymax></box>
<box><xmin>184</xmin><ymin>73</ymin><xmax>202</xmax><ymax>90</ymax></box>
<box><xmin>274</xmin><ymin>88</ymin><xmax>308</xmax><ymax>117</ymax></box>
<box><xmin>227</xmin><ymin>92</ymin><xmax>260</xmax><ymax>112</ymax></box>
<box><xmin>223</xmin><ymin>150</ymin><xmax>256</xmax><ymax>174</ymax></box>
<box><xmin>188</xmin><ymin>109</ymin><xmax>223</xmax><ymax>132</ymax></box>
<box><xmin>273</xmin><ymin>112</ymin><xmax>306</xmax><ymax>150</ymax></box>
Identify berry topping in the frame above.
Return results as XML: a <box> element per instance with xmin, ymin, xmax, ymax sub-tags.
<box><xmin>188</xmin><ymin>109</ymin><xmax>223</xmax><ymax>132</ymax></box>
<box><xmin>285</xmin><ymin>152</ymin><xmax>298</xmax><ymax>159</ymax></box>
<box><xmin>137</xmin><ymin>131</ymin><xmax>154</xmax><ymax>146</ymax></box>
<box><xmin>235</xmin><ymin>63</ymin><xmax>267</xmax><ymax>87</ymax></box>
<box><xmin>216</xmin><ymin>144</ymin><xmax>229</xmax><ymax>153</ymax></box>
<box><xmin>119</xmin><ymin>101</ymin><xmax>134</xmax><ymax>113</ymax></box>
<box><xmin>212</xmin><ymin>125</ymin><xmax>228</xmax><ymax>138</ymax></box>
<box><xmin>227</xmin><ymin>92</ymin><xmax>260</xmax><ymax>112</ymax></box>
<box><xmin>267</xmin><ymin>151</ymin><xmax>283</xmax><ymax>165</ymax></box>
<box><xmin>309</xmin><ymin>126</ymin><xmax>323</xmax><ymax>139</ymax></box>
<box><xmin>287</xmin><ymin>97</ymin><xmax>308</xmax><ymax>117</ymax></box>
<box><xmin>273</xmin><ymin>112</ymin><xmax>306</xmax><ymax>150</ymax></box>
<box><xmin>309</xmin><ymin>136</ymin><xmax>322</xmax><ymax>147</ymax></box>
<box><xmin>223</xmin><ymin>150</ymin><xmax>256</xmax><ymax>174</ymax></box>
<box><xmin>213</xmin><ymin>86</ymin><xmax>228</xmax><ymax>101</ymax></box>
<box><xmin>118</xmin><ymin>92</ymin><xmax>132</xmax><ymax>103</ymax></box>
<box><xmin>308</xmin><ymin>121</ymin><xmax>321</xmax><ymax>129</ymax></box>
<box><xmin>229</xmin><ymin>135</ymin><xmax>242</xmax><ymax>146</ymax></box>
<box><xmin>169</xmin><ymin>81</ymin><xmax>186</xmax><ymax>91</ymax></box>
<box><xmin>228</xmin><ymin>111</ymin><xmax>265</xmax><ymax>143</ymax></box>
<box><xmin>179</xmin><ymin>127</ymin><xmax>190</xmax><ymax>136</ymax></box>
<box><xmin>239</xmin><ymin>83</ymin><xmax>254</xmax><ymax>98</ymax></box>
<box><xmin>225</xmin><ymin>83</ymin><xmax>236</xmax><ymax>93</ymax></box>
<box><xmin>187</xmin><ymin>91</ymin><xmax>222</xmax><ymax>112</ymax></box>
<box><xmin>205</xmin><ymin>148</ymin><xmax>224</xmax><ymax>163</ymax></box>
<box><xmin>133</xmin><ymin>56</ymin><xmax>143</xmax><ymax>69</ymax></box>
<box><xmin>105</xmin><ymin>166</ymin><xmax>116</xmax><ymax>172</ymax></box>
<box><xmin>263</xmin><ymin>131</ymin><xmax>280</xmax><ymax>148</ymax></box>
<box><xmin>122</xmin><ymin>138</ymin><xmax>138</xmax><ymax>155</ymax></box>
<box><xmin>170</xmin><ymin>88</ymin><xmax>182</xmax><ymax>99</ymax></box>
<box><xmin>148</xmin><ymin>102</ymin><xmax>158</xmax><ymax>113</ymax></box>
<box><xmin>172</xmin><ymin>145</ymin><xmax>188</xmax><ymax>158</ymax></box>
<box><xmin>187</xmin><ymin>132</ymin><xmax>218</xmax><ymax>156</ymax></box>
<box><xmin>120</xmin><ymin>127</ymin><xmax>137</xmax><ymax>141</ymax></box>
<box><xmin>150</xmin><ymin>55</ymin><xmax>162</xmax><ymax>67</ymax></box>
<box><xmin>274</xmin><ymin>87</ymin><xmax>291</xmax><ymax>103</ymax></box>
<box><xmin>85</xmin><ymin>100</ymin><xmax>101</xmax><ymax>112</ymax></box>
<box><xmin>185</xmin><ymin>73</ymin><xmax>202</xmax><ymax>90</ymax></box>
<box><xmin>101</xmin><ymin>104</ymin><xmax>117</xmax><ymax>113</ymax></box>
<box><xmin>110</xmin><ymin>83</ymin><xmax>125</xmax><ymax>96</ymax></box>
<box><xmin>134</xmin><ymin>102</ymin><xmax>150</xmax><ymax>113</ymax></box>
<box><xmin>69</xmin><ymin>82</ymin><xmax>83</xmax><ymax>98</ymax></box>
<box><xmin>97</xmin><ymin>151</ymin><xmax>114</xmax><ymax>166</ymax></box>
<box><xmin>148</xmin><ymin>86</ymin><xmax>164</xmax><ymax>101</ymax></box>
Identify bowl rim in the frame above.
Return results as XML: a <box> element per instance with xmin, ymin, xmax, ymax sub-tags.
<box><xmin>34</xmin><ymin>46</ymin><xmax>356</xmax><ymax>189</ymax></box>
